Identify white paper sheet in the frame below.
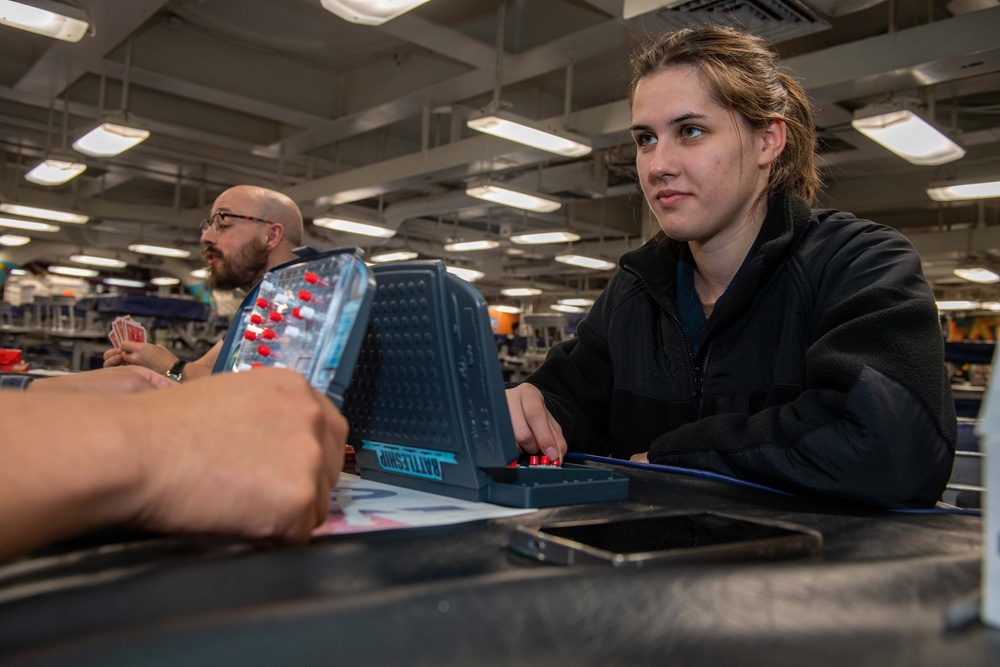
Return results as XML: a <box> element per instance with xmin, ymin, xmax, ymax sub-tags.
<box><xmin>313</xmin><ymin>473</ymin><xmax>537</xmax><ymax>536</ymax></box>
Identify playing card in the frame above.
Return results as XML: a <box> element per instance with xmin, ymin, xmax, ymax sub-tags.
<box><xmin>125</xmin><ymin>320</ymin><xmax>147</xmax><ymax>343</ymax></box>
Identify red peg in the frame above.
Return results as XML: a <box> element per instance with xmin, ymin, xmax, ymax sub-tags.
<box><xmin>553</xmin><ymin>459</ymin><xmax>561</xmax><ymax>467</ymax></box>
<box><xmin>540</xmin><ymin>455</ymin><xmax>550</xmax><ymax>466</ymax></box>
<box><xmin>292</xmin><ymin>307</ymin><xmax>303</xmax><ymax>319</ymax></box>
<box><xmin>529</xmin><ymin>455</ymin><xmax>539</xmax><ymax>466</ymax></box>
<box><xmin>255</xmin><ymin>297</ymin><xmax>269</xmax><ymax>309</ymax></box>
<box><xmin>269</xmin><ymin>311</ymin><xmax>283</xmax><ymax>322</ymax></box>
<box><xmin>250</xmin><ymin>313</ymin><xmax>263</xmax><ymax>325</ymax></box>
<box><xmin>251</xmin><ymin>362</ymin><xmax>264</xmax><ymax>368</ymax></box>
<box><xmin>298</xmin><ymin>289</ymin><xmax>312</xmax><ymax>302</ymax></box>
<box><xmin>257</xmin><ymin>345</ymin><xmax>271</xmax><ymax>357</ymax></box>
<box><xmin>507</xmin><ymin>461</ymin><xmax>517</xmax><ymax>468</ymax></box>
<box><xmin>243</xmin><ymin>330</ymin><xmax>257</xmax><ymax>341</ymax></box>
<box><xmin>262</xmin><ymin>329</ymin><xmax>276</xmax><ymax>340</ymax></box>
<box><xmin>304</xmin><ymin>271</ymin><xmax>319</xmax><ymax>284</ymax></box>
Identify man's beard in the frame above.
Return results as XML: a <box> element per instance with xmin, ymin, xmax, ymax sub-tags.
<box><xmin>203</xmin><ymin>237</ymin><xmax>270</xmax><ymax>291</ymax></box>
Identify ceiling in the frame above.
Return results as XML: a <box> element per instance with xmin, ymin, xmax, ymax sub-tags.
<box><xmin>2</xmin><ymin>0</ymin><xmax>1000</xmax><ymax>308</ymax></box>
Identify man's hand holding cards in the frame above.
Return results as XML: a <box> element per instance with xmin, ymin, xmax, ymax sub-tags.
<box><xmin>108</xmin><ymin>315</ymin><xmax>147</xmax><ymax>350</ymax></box>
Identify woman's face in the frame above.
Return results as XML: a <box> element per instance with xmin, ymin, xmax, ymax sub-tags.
<box><xmin>631</xmin><ymin>66</ymin><xmax>778</xmax><ymax>251</ymax></box>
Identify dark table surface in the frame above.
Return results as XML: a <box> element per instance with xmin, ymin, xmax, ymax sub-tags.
<box><xmin>0</xmin><ymin>461</ymin><xmax>995</xmax><ymax>666</ymax></box>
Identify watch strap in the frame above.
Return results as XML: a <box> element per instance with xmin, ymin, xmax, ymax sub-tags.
<box><xmin>165</xmin><ymin>359</ymin><xmax>188</xmax><ymax>382</ymax></box>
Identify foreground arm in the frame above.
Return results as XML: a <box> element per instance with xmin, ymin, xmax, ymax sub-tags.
<box><xmin>0</xmin><ymin>368</ymin><xmax>346</xmax><ymax>563</ymax></box>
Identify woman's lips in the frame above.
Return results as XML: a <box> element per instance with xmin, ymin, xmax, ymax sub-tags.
<box><xmin>655</xmin><ymin>190</ymin><xmax>689</xmax><ymax>207</ymax></box>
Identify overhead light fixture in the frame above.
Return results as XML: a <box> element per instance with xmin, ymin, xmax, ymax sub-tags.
<box><xmin>151</xmin><ymin>276</ymin><xmax>180</xmax><ymax>286</ymax></box>
<box><xmin>0</xmin><ymin>0</ymin><xmax>90</xmax><ymax>42</ymax></box>
<box><xmin>0</xmin><ymin>216</ymin><xmax>59</xmax><ymax>233</ymax></box>
<box><xmin>128</xmin><ymin>243</ymin><xmax>191</xmax><ymax>258</ymax></box>
<box><xmin>555</xmin><ymin>254</ymin><xmax>616</xmax><ymax>271</ymax></box>
<box><xmin>501</xmin><ymin>287</ymin><xmax>543</xmax><ymax>297</ymax></box>
<box><xmin>73</xmin><ymin>113</ymin><xmax>149</xmax><ymax>157</ymax></box>
<box><xmin>466</xmin><ymin>182</ymin><xmax>561</xmax><ymax>213</ymax></box>
<box><xmin>48</xmin><ymin>265</ymin><xmax>98</xmax><ymax>278</ymax></box>
<box><xmin>558</xmin><ymin>297</ymin><xmax>594</xmax><ymax>307</ymax></box>
<box><xmin>319</xmin><ymin>0</ymin><xmax>429</xmax><ymax>25</ymax></box>
<box><xmin>446</xmin><ymin>266</ymin><xmax>485</xmax><ymax>282</ymax></box>
<box><xmin>0</xmin><ymin>203</ymin><xmax>87</xmax><ymax>223</ymax></box>
<box><xmin>980</xmin><ymin>302</ymin><xmax>1000</xmax><ymax>312</ymax></box>
<box><xmin>371</xmin><ymin>250</ymin><xmax>418</xmax><ymax>263</ymax></box>
<box><xmin>494</xmin><ymin>305</ymin><xmax>522</xmax><ymax>314</ymax></box>
<box><xmin>104</xmin><ymin>277</ymin><xmax>146</xmax><ymax>288</ymax></box>
<box><xmin>510</xmin><ymin>230</ymin><xmax>580</xmax><ymax>245</ymax></box>
<box><xmin>313</xmin><ymin>216</ymin><xmax>396</xmax><ymax>238</ymax></box>
<box><xmin>467</xmin><ymin>110</ymin><xmax>592</xmax><ymax>158</ymax></box>
<box><xmin>70</xmin><ymin>254</ymin><xmax>127</xmax><ymax>268</ymax></box>
<box><xmin>953</xmin><ymin>267</ymin><xmax>1000</xmax><ymax>284</ymax></box>
<box><xmin>190</xmin><ymin>268</ymin><xmax>209</xmax><ymax>280</ymax></box>
<box><xmin>936</xmin><ymin>300</ymin><xmax>980</xmax><ymax>311</ymax></box>
<box><xmin>9</xmin><ymin>268</ymin><xmax>27</xmax><ymax>275</ymax></box>
<box><xmin>24</xmin><ymin>153</ymin><xmax>87</xmax><ymax>185</ymax></box>
<box><xmin>0</xmin><ymin>234</ymin><xmax>30</xmax><ymax>246</ymax></box>
<box><xmin>927</xmin><ymin>177</ymin><xmax>1000</xmax><ymax>202</ymax></box>
<box><xmin>443</xmin><ymin>239</ymin><xmax>500</xmax><ymax>252</ymax></box>
<box><xmin>551</xmin><ymin>303</ymin><xmax>584</xmax><ymax>313</ymax></box>
<box><xmin>851</xmin><ymin>102</ymin><xmax>964</xmax><ymax>166</ymax></box>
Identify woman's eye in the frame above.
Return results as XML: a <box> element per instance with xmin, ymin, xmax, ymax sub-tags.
<box><xmin>635</xmin><ymin>133</ymin><xmax>656</xmax><ymax>147</ymax></box>
<box><xmin>680</xmin><ymin>126</ymin><xmax>703</xmax><ymax>139</ymax></box>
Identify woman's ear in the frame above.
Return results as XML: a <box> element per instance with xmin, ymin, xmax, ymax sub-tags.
<box><xmin>758</xmin><ymin>118</ymin><xmax>787</xmax><ymax>167</ymax></box>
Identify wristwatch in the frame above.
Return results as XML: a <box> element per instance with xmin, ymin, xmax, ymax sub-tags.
<box><xmin>164</xmin><ymin>359</ymin><xmax>188</xmax><ymax>383</ymax></box>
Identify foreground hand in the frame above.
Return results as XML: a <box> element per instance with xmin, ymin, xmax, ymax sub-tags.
<box><xmin>126</xmin><ymin>369</ymin><xmax>347</xmax><ymax>543</ymax></box>
<box><xmin>104</xmin><ymin>341</ymin><xmax>178</xmax><ymax>374</ymax></box>
<box><xmin>630</xmin><ymin>452</ymin><xmax>649</xmax><ymax>463</ymax></box>
<box><xmin>505</xmin><ymin>383</ymin><xmax>567</xmax><ymax>463</ymax></box>
<box><xmin>29</xmin><ymin>365</ymin><xmax>176</xmax><ymax>394</ymax></box>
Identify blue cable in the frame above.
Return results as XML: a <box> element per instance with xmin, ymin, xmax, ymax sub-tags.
<box><xmin>565</xmin><ymin>452</ymin><xmax>982</xmax><ymax>517</ymax></box>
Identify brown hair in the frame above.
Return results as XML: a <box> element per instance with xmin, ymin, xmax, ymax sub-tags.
<box><xmin>629</xmin><ymin>24</ymin><xmax>820</xmax><ymax>204</ymax></box>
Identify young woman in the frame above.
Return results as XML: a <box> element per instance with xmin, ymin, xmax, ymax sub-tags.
<box><xmin>505</xmin><ymin>24</ymin><xmax>956</xmax><ymax>508</ymax></box>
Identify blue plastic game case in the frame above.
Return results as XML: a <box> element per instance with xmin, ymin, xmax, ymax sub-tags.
<box><xmin>341</xmin><ymin>260</ymin><xmax>629</xmax><ymax>508</ymax></box>
<box><xmin>229</xmin><ymin>247</ymin><xmax>375</xmax><ymax>408</ymax></box>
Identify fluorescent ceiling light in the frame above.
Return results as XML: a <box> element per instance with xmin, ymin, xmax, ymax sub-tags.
<box><xmin>73</xmin><ymin>116</ymin><xmax>149</xmax><ymax>157</ymax></box>
<box><xmin>151</xmin><ymin>276</ymin><xmax>180</xmax><ymax>286</ymax></box>
<box><xmin>494</xmin><ymin>305</ymin><xmax>522</xmax><ymax>314</ymax></box>
<box><xmin>927</xmin><ymin>178</ymin><xmax>1000</xmax><ymax>202</ymax></box>
<box><xmin>319</xmin><ymin>0</ymin><xmax>429</xmax><ymax>25</ymax></box>
<box><xmin>510</xmin><ymin>230</ymin><xmax>580</xmax><ymax>245</ymax></box>
<box><xmin>128</xmin><ymin>243</ymin><xmax>191</xmax><ymax>258</ymax></box>
<box><xmin>555</xmin><ymin>254</ymin><xmax>616</xmax><ymax>271</ymax></box>
<box><xmin>10</xmin><ymin>268</ymin><xmax>27</xmax><ymax>275</ymax></box>
<box><xmin>313</xmin><ymin>216</ymin><xmax>396</xmax><ymax>238</ymax></box>
<box><xmin>371</xmin><ymin>250</ymin><xmax>418</xmax><ymax>263</ymax></box>
<box><xmin>0</xmin><ymin>234</ymin><xmax>30</xmax><ymax>246</ymax></box>
<box><xmin>467</xmin><ymin>111</ymin><xmax>592</xmax><ymax>158</ymax></box>
<box><xmin>25</xmin><ymin>156</ymin><xmax>87</xmax><ymax>185</ymax></box>
<box><xmin>443</xmin><ymin>239</ymin><xmax>500</xmax><ymax>252</ymax></box>
<box><xmin>953</xmin><ymin>267</ymin><xmax>1000</xmax><ymax>284</ymax></box>
<box><xmin>851</xmin><ymin>106</ymin><xmax>964</xmax><ymax>166</ymax></box>
<box><xmin>48</xmin><ymin>265</ymin><xmax>98</xmax><ymax>278</ymax></box>
<box><xmin>0</xmin><ymin>0</ymin><xmax>89</xmax><ymax>42</ymax></box>
<box><xmin>70</xmin><ymin>254</ymin><xmax>127</xmax><ymax>268</ymax></box>
<box><xmin>0</xmin><ymin>216</ymin><xmax>59</xmax><ymax>232</ymax></box>
<box><xmin>190</xmin><ymin>268</ymin><xmax>209</xmax><ymax>279</ymax></box>
<box><xmin>0</xmin><ymin>203</ymin><xmax>87</xmax><ymax>223</ymax></box>
<box><xmin>446</xmin><ymin>266</ymin><xmax>485</xmax><ymax>282</ymax></box>
<box><xmin>558</xmin><ymin>298</ymin><xmax>594</xmax><ymax>307</ymax></box>
<box><xmin>104</xmin><ymin>277</ymin><xmax>146</xmax><ymax>288</ymax></box>
<box><xmin>501</xmin><ymin>287</ymin><xmax>543</xmax><ymax>297</ymax></box>
<box><xmin>551</xmin><ymin>303</ymin><xmax>584</xmax><ymax>313</ymax></box>
<box><xmin>466</xmin><ymin>183</ymin><xmax>561</xmax><ymax>213</ymax></box>
<box><xmin>981</xmin><ymin>302</ymin><xmax>1000</xmax><ymax>312</ymax></box>
<box><xmin>936</xmin><ymin>300</ymin><xmax>980</xmax><ymax>311</ymax></box>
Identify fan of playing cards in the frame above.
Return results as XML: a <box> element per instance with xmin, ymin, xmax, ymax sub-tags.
<box><xmin>108</xmin><ymin>315</ymin><xmax>148</xmax><ymax>349</ymax></box>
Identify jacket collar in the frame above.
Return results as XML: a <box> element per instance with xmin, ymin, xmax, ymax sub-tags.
<box><xmin>620</xmin><ymin>190</ymin><xmax>812</xmax><ymax>318</ymax></box>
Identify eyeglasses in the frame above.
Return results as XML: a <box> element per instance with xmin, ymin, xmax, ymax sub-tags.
<box><xmin>199</xmin><ymin>212</ymin><xmax>276</xmax><ymax>235</ymax></box>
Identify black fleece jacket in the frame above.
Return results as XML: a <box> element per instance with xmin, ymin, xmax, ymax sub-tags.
<box><xmin>525</xmin><ymin>191</ymin><xmax>956</xmax><ymax>508</ymax></box>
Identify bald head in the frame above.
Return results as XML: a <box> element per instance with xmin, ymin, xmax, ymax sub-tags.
<box><xmin>219</xmin><ymin>185</ymin><xmax>304</xmax><ymax>248</ymax></box>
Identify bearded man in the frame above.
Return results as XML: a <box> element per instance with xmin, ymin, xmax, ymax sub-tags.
<box><xmin>103</xmin><ymin>185</ymin><xmax>304</xmax><ymax>383</ymax></box>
